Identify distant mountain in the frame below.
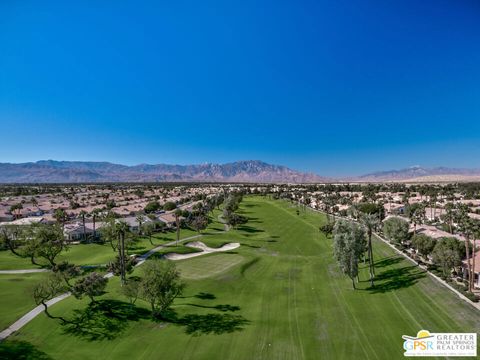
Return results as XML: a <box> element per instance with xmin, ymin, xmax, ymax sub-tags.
<box><xmin>0</xmin><ymin>160</ymin><xmax>329</xmax><ymax>184</ymax></box>
<box><xmin>356</xmin><ymin>166</ymin><xmax>480</xmax><ymax>182</ymax></box>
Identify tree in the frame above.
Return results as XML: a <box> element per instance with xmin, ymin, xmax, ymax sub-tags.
<box><xmin>333</xmin><ymin>220</ymin><xmax>366</xmax><ymax>289</ymax></box>
<box><xmin>455</xmin><ymin>204</ymin><xmax>474</xmax><ymax>291</ymax></box>
<box><xmin>53</xmin><ymin>261</ymin><xmax>81</xmax><ymax>287</ymax></box>
<box><xmin>360</xmin><ymin>213</ymin><xmax>379</xmax><ymax>286</ymax></box>
<box><xmin>432</xmin><ymin>237</ymin><xmax>463</xmax><ymax>278</ymax></box>
<box><xmin>174</xmin><ymin>209</ymin><xmax>182</xmax><ymax>246</ymax></box>
<box><xmin>0</xmin><ymin>225</ymin><xmax>25</xmax><ymax>257</ymax></box>
<box><xmin>319</xmin><ymin>222</ymin><xmax>335</xmax><ymax>238</ymax></box>
<box><xmin>142</xmin><ymin>222</ymin><xmax>156</xmax><ymax>245</ymax></box>
<box><xmin>163</xmin><ymin>201</ymin><xmax>177</xmax><ymax>211</ymax></box>
<box><xmin>189</xmin><ymin>214</ymin><xmax>208</xmax><ymax>234</ymax></box>
<box><xmin>107</xmin><ymin>254</ymin><xmax>136</xmax><ymax>278</ymax></box>
<box><xmin>122</xmin><ymin>277</ymin><xmax>141</xmax><ymax>305</ymax></box>
<box><xmin>411</xmin><ymin>234</ymin><xmax>435</xmax><ymax>260</ymax></box>
<box><xmin>144</xmin><ymin>201</ymin><xmax>161</xmax><ymax>213</ymax></box>
<box><xmin>139</xmin><ymin>260</ymin><xmax>185</xmax><ymax>318</ymax></box>
<box><xmin>33</xmin><ymin>273</ymin><xmax>68</xmax><ymax>323</ymax></box>
<box><xmin>9</xmin><ymin>203</ymin><xmax>23</xmax><ymax>220</ymax></box>
<box><xmin>441</xmin><ymin>203</ymin><xmax>456</xmax><ymax>234</ymax></box>
<box><xmin>408</xmin><ymin>203</ymin><xmax>425</xmax><ymax>234</ymax></box>
<box><xmin>355</xmin><ymin>202</ymin><xmax>385</xmax><ymax>221</ymax></box>
<box><xmin>72</xmin><ymin>272</ymin><xmax>108</xmax><ymax>303</ymax></box>
<box><xmin>53</xmin><ymin>209</ymin><xmax>67</xmax><ymax>229</ymax></box>
<box><xmin>136</xmin><ymin>214</ymin><xmax>146</xmax><ymax>235</ymax></box>
<box><xmin>100</xmin><ymin>218</ymin><xmax>131</xmax><ymax>285</ymax></box>
<box><xmin>30</xmin><ymin>224</ymin><xmax>67</xmax><ymax>267</ymax></box>
<box><xmin>90</xmin><ymin>208</ymin><xmax>101</xmax><ymax>241</ymax></box>
<box><xmin>224</xmin><ymin>213</ymin><xmax>248</xmax><ymax>229</ymax></box>
<box><xmin>383</xmin><ymin>217</ymin><xmax>410</xmax><ymax>244</ymax></box>
<box><xmin>79</xmin><ymin>210</ymin><xmax>88</xmax><ymax>243</ymax></box>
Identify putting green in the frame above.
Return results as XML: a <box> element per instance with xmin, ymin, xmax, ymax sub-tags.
<box><xmin>177</xmin><ymin>253</ymin><xmax>244</xmax><ymax>279</ymax></box>
<box><xmin>1</xmin><ymin>197</ymin><xmax>479</xmax><ymax>360</ymax></box>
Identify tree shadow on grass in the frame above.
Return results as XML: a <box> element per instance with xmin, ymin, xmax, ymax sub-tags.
<box><xmin>237</xmin><ymin>225</ymin><xmax>264</xmax><ymax>234</ymax></box>
<box><xmin>195</xmin><ymin>292</ymin><xmax>216</xmax><ymax>300</ymax></box>
<box><xmin>367</xmin><ymin>265</ymin><xmax>426</xmax><ymax>294</ymax></box>
<box><xmin>162</xmin><ymin>311</ymin><xmax>250</xmax><ymax>336</ymax></box>
<box><xmin>373</xmin><ymin>256</ymin><xmax>404</xmax><ymax>269</ymax></box>
<box><xmin>62</xmin><ymin>300</ymin><xmax>151</xmax><ymax>341</ymax></box>
<box><xmin>0</xmin><ymin>340</ymin><xmax>52</xmax><ymax>360</ymax></box>
<box><xmin>183</xmin><ymin>303</ymin><xmax>241</xmax><ymax>312</ymax></box>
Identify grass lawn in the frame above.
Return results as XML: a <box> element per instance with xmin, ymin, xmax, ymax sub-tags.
<box><xmin>0</xmin><ymin>272</ymin><xmax>49</xmax><ymax>329</ymax></box>
<box><xmin>1</xmin><ymin>196</ymin><xmax>479</xmax><ymax>359</ymax></box>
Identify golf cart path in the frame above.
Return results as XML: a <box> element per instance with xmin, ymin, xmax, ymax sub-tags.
<box><xmin>0</xmin><ymin>233</ymin><xmax>204</xmax><ymax>340</ymax></box>
<box><xmin>165</xmin><ymin>241</ymin><xmax>240</xmax><ymax>260</ymax></box>
<box><xmin>0</xmin><ymin>269</ymin><xmax>50</xmax><ymax>274</ymax></box>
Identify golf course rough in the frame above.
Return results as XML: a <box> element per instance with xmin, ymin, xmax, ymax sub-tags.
<box><xmin>0</xmin><ymin>197</ymin><xmax>479</xmax><ymax>360</ymax></box>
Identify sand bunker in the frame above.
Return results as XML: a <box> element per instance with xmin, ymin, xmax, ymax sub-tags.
<box><xmin>164</xmin><ymin>241</ymin><xmax>240</xmax><ymax>260</ymax></box>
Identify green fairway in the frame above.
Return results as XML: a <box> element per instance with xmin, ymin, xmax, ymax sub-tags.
<box><xmin>0</xmin><ymin>272</ymin><xmax>48</xmax><ymax>329</ymax></box>
<box><xmin>2</xmin><ymin>197</ymin><xmax>479</xmax><ymax>359</ymax></box>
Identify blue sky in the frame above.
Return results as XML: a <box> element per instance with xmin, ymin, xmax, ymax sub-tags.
<box><xmin>1</xmin><ymin>0</ymin><xmax>480</xmax><ymax>176</ymax></box>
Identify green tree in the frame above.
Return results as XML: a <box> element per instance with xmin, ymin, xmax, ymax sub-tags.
<box><xmin>333</xmin><ymin>220</ymin><xmax>366</xmax><ymax>289</ymax></box>
<box><xmin>411</xmin><ymin>234</ymin><xmax>435</xmax><ymax>259</ymax></box>
<box><xmin>432</xmin><ymin>237</ymin><xmax>463</xmax><ymax>278</ymax></box>
<box><xmin>53</xmin><ymin>209</ymin><xmax>67</xmax><ymax>229</ymax></box>
<box><xmin>72</xmin><ymin>272</ymin><xmax>108</xmax><ymax>303</ymax></box>
<box><xmin>407</xmin><ymin>203</ymin><xmax>425</xmax><ymax>234</ymax></box>
<box><xmin>0</xmin><ymin>225</ymin><xmax>25</xmax><ymax>257</ymax></box>
<box><xmin>383</xmin><ymin>217</ymin><xmax>409</xmax><ymax>244</ymax></box>
<box><xmin>360</xmin><ymin>213</ymin><xmax>379</xmax><ymax>286</ymax></box>
<box><xmin>142</xmin><ymin>222</ymin><xmax>156</xmax><ymax>245</ymax></box>
<box><xmin>139</xmin><ymin>260</ymin><xmax>185</xmax><ymax>318</ymax></box>
<box><xmin>30</xmin><ymin>224</ymin><xmax>67</xmax><ymax>267</ymax></box>
<box><xmin>144</xmin><ymin>201</ymin><xmax>161</xmax><ymax>213</ymax></box>
<box><xmin>33</xmin><ymin>273</ymin><xmax>68</xmax><ymax>323</ymax></box>
<box><xmin>163</xmin><ymin>201</ymin><xmax>177</xmax><ymax>211</ymax></box>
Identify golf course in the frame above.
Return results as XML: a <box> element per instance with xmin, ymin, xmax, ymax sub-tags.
<box><xmin>1</xmin><ymin>196</ymin><xmax>479</xmax><ymax>359</ymax></box>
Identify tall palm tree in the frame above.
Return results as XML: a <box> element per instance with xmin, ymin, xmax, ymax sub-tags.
<box><xmin>90</xmin><ymin>208</ymin><xmax>100</xmax><ymax>241</ymax></box>
<box><xmin>79</xmin><ymin>210</ymin><xmax>87</xmax><ymax>243</ymax></box>
<box><xmin>361</xmin><ymin>213</ymin><xmax>379</xmax><ymax>287</ymax></box>
<box><xmin>136</xmin><ymin>213</ymin><xmax>146</xmax><ymax>235</ymax></box>
<box><xmin>174</xmin><ymin>209</ymin><xmax>182</xmax><ymax>246</ymax></box>
<box><xmin>53</xmin><ymin>209</ymin><xmax>66</xmax><ymax>230</ymax></box>
<box><xmin>455</xmin><ymin>204</ymin><xmax>473</xmax><ymax>291</ymax></box>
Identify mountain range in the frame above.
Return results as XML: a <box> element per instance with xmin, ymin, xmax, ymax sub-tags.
<box><xmin>1</xmin><ymin>161</ymin><xmax>480</xmax><ymax>183</ymax></box>
<box><xmin>0</xmin><ymin>160</ymin><xmax>328</xmax><ymax>183</ymax></box>
<box><xmin>356</xmin><ymin>166</ymin><xmax>480</xmax><ymax>182</ymax></box>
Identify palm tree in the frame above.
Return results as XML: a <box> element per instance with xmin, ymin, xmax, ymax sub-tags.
<box><xmin>90</xmin><ymin>208</ymin><xmax>100</xmax><ymax>241</ymax></box>
<box><xmin>471</xmin><ymin>221</ymin><xmax>480</xmax><ymax>291</ymax></box>
<box><xmin>174</xmin><ymin>209</ymin><xmax>182</xmax><ymax>246</ymax></box>
<box><xmin>136</xmin><ymin>213</ymin><xmax>146</xmax><ymax>235</ymax></box>
<box><xmin>361</xmin><ymin>213</ymin><xmax>379</xmax><ymax>286</ymax></box>
<box><xmin>79</xmin><ymin>210</ymin><xmax>87</xmax><ymax>243</ymax></box>
<box><xmin>455</xmin><ymin>204</ymin><xmax>473</xmax><ymax>291</ymax></box>
<box><xmin>53</xmin><ymin>209</ymin><xmax>66</xmax><ymax>230</ymax></box>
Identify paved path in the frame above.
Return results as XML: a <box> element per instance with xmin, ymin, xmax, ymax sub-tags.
<box><xmin>0</xmin><ymin>233</ymin><xmax>204</xmax><ymax>340</ymax></box>
<box><xmin>0</xmin><ymin>269</ymin><xmax>50</xmax><ymax>274</ymax></box>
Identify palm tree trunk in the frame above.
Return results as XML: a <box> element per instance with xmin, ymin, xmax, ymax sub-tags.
<box><xmin>119</xmin><ymin>232</ymin><xmax>126</xmax><ymax>286</ymax></box>
<box><xmin>82</xmin><ymin>215</ymin><xmax>86</xmax><ymax>243</ymax></box>
<box><xmin>93</xmin><ymin>215</ymin><xmax>96</xmax><ymax>241</ymax></box>
<box><xmin>470</xmin><ymin>238</ymin><xmax>476</xmax><ymax>291</ymax></box>
<box><xmin>465</xmin><ymin>235</ymin><xmax>472</xmax><ymax>291</ymax></box>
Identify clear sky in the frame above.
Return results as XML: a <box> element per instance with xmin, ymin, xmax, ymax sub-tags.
<box><xmin>1</xmin><ymin>0</ymin><xmax>480</xmax><ymax>176</ymax></box>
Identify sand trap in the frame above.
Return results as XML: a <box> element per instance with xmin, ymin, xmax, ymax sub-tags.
<box><xmin>165</xmin><ymin>241</ymin><xmax>240</xmax><ymax>260</ymax></box>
